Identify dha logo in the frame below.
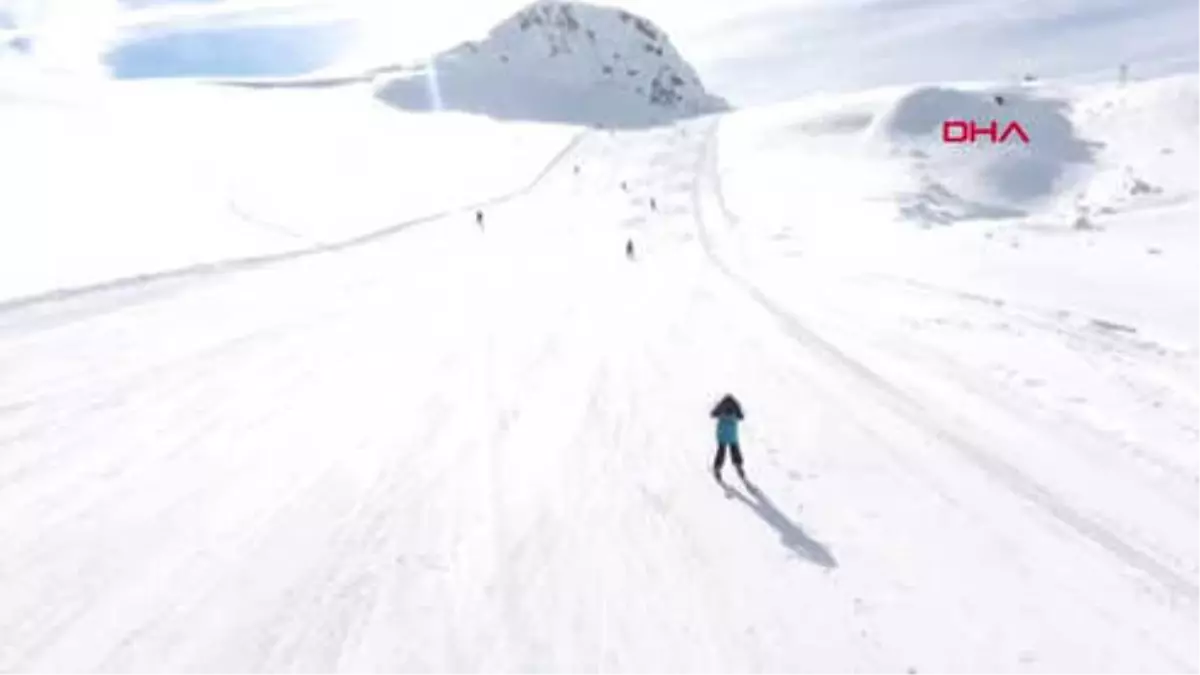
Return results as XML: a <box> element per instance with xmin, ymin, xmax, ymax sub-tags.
<box><xmin>942</xmin><ymin>120</ymin><xmax>1030</xmax><ymax>144</ymax></box>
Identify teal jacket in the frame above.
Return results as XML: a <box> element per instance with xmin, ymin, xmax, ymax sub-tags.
<box><xmin>716</xmin><ymin>415</ymin><xmax>740</xmax><ymax>444</ymax></box>
<box><xmin>711</xmin><ymin>395</ymin><xmax>745</xmax><ymax>445</ymax></box>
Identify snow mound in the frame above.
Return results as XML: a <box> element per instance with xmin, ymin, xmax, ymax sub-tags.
<box><xmin>871</xmin><ymin>85</ymin><xmax>1100</xmax><ymax>224</ymax></box>
<box><xmin>719</xmin><ymin>75</ymin><xmax>1197</xmax><ymax>241</ymax></box>
<box><xmin>0</xmin><ymin>27</ymin><xmax>32</xmax><ymax>64</ymax></box>
<box><xmin>374</xmin><ymin>1</ymin><xmax>730</xmax><ymax>129</ymax></box>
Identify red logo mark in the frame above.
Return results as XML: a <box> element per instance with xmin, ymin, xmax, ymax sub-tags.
<box><xmin>942</xmin><ymin>120</ymin><xmax>1030</xmax><ymax>144</ymax></box>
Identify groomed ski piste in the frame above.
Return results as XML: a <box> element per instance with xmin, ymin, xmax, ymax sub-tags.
<box><xmin>1</xmin><ymin>0</ymin><xmax>1197</xmax><ymax>671</ymax></box>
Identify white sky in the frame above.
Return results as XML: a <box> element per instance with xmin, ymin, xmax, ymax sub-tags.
<box><xmin>4</xmin><ymin>0</ymin><xmax>1196</xmax><ymax>103</ymax></box>
<box><xmin>2</xmin><ymin>0</ymin><xmax>779</xmax><ymax>71</ymax></box>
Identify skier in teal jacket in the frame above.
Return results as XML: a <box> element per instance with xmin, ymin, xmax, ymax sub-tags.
<box><xmin>711</xmin><ymin>393</ymin><xmax>746</xmax><ymax>481</ymax></box>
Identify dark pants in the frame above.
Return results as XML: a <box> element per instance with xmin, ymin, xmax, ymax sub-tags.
<box><xmin>714</xmin><ymin>443</ymin><xmax>744</xmax><ymax>475</ymax></box>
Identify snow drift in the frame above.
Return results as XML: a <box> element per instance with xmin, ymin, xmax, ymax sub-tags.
<box><xmin>872</xmin><ymin>86</ymin><xmax>1099</xmax><ymax>224</ymax></box>
<box><xmin>375</xmin><ymin>1</ymin><xmax>730</xmax><ymax>129</ymax></box>
<box><xmin>720</xmin><ymin>77</ymin><xmax>1196</xmax><ymax>230</ymax></box>
<box><xmin>715</xmin><ymin>74</ymin><xmax>1199</xmax><ymax>345</ymax></box>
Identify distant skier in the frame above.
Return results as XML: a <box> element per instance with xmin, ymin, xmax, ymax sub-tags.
<box><xmin>650</xmin><ymin>197</ymin><xmax>658</xmax><ymax>211</ymax></box>
<box><xmin>574</xmin><ymin>164</ymin><xmax>581</xmax><ymax>175</ymax></box>
<box><xmin>710</xmin><ymin>393</ymin><xmax>746</xmax><ymax>482</ymax></box>
<box><xmin>475</xmin><ymin>210</ymin><xmax>484</xmax><ymax>229</ymax></box>
<box><xmin>625</xmin><ymin>238</ymin><xmax>636</xmax><ymax>260</ymax></box>
<box><xmin>620</xmin><ymin>180</ymin><xmax>628</xmax><ymax>192</ymax></box>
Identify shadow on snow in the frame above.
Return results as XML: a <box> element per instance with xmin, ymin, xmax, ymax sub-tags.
<box><xmin>722</xmin><ymin>479</ymin><xmax>837</xmax><ymax>569</ymax></box>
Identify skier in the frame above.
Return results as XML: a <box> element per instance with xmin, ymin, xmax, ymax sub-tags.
<box><xmin>620</xmin><ymin>180</ymin><xmax>628</xmax><ymax>192</ymax></box>
<box><xmin>649</xmin><ymin>197</ymin><xmax>658</xmax><ymax>211</ymax></box>
<box><xmin>475</xmin><ymin>210</ymin><xmax>484</xmax><ymax>229</ymax></box>
<box><xmin>710</xmin><ymin>393</ymin><xmax>746</xmax><ymax>482</ymax></box>
<box><xmin>625</xmin><ymin>238</ymin><xmax>636</xmax><ymax>260</ymax></box>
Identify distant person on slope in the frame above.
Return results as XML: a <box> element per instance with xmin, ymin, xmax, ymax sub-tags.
<box><xmin>625</xmin><ymin>238</ymin><xmax>636</xmax><ymax>260</ymax></box>
<box><xmin>710</xmin><ymin>393</ymin><xmax>746</xmax><ymax>482</ymax></box>
<box><xmin>475</xmin><ymin>210</ymin><xmax>484</xmax><ymax>229</ymax></box>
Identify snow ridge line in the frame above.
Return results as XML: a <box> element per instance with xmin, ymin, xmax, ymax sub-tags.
<box><xmin>0</xmin><ymin>130</ymin><xmax>588</xmax><ymax>316</ymax></box>
<box><xmin>690</xmin><ymin>119</ymin><xmax>1200</xmax><ymax>604</ymax></box>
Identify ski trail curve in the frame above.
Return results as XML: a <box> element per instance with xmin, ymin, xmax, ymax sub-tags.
<box><xmin>690</xmin><ymin>119</ymin><xmax>1199</xmax><ymax>605</ymax></box>
<box><xmin>0</xmin><ymin>131</ymin><xmax>588</xmax><ymax>317</ymax></box>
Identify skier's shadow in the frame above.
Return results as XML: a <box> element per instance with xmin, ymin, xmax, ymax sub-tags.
<box><xmin>722</xmin><ymin>480</ymin><xmax>837</xmax><ymax>569</ymax></box>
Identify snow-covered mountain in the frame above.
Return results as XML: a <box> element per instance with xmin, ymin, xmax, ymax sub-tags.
<box><xmin>375</xmin><ymin>1</ymin><xmax>730</xmax><ymax>128</ymax></box>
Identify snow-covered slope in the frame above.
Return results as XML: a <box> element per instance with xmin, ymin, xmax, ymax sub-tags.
<box><xmin>375</xmin><ymin>1</ymin><xmax>730</xmax><ymax>128</ymax></box>
<box><xmin>0</xmin><ymin>65</ymin><xmax>576</xmax><ymax>304</ymax></box>
<box><xmin>716</xmin><ymin>74</ymin><xmax>1199</xmax><ymax>345</ymax></box>
<box><xmin>0</xmin><ymin>1</ymin><xmax>1196</xmax><ymax>672</ymax></box>
<box><xmin>721</xmin><ymin>76</ymin><xmax>1196</xmax><ymax>228</ymax></box>
<box><xmin>871</xmin><ymin>85</ymin><xmax>1099</xmax><ymax>222</ymax></box>
<box><xmin>2</xmin><ymin>105</ymin><xmax>1195</xmax><ymax>671</ymax></box>
<box><xmin>0</xmin><ymin>2</ymin><xmax>729</xmax><ymax>303</ymax></box>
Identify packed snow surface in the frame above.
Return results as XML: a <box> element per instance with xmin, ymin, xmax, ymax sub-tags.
<box><xmin>0</xmin><ymin>1</ymin><xmax>1196</xmax><ymax>672</ymax></box>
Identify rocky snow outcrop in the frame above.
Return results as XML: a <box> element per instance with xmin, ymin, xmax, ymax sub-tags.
<box><xmin>375</xmin><ymin>1</ymin><xmax>730</xmax><ymax>128</ymax></box>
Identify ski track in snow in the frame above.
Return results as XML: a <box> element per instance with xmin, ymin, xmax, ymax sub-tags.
<box><xmin>693</xmin><ymin>120</ymin><xmax>1197</xmax><ymax>605</ymax></box>
<box><xmin>0</xmin><ymin>131</ymin><xmax>588</xmax><ymax>318</ymax></box>
<box><xmin>0</xmin><ymin>119</ymin><xmax>1196</xmax><ymax>671</ymax></box>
